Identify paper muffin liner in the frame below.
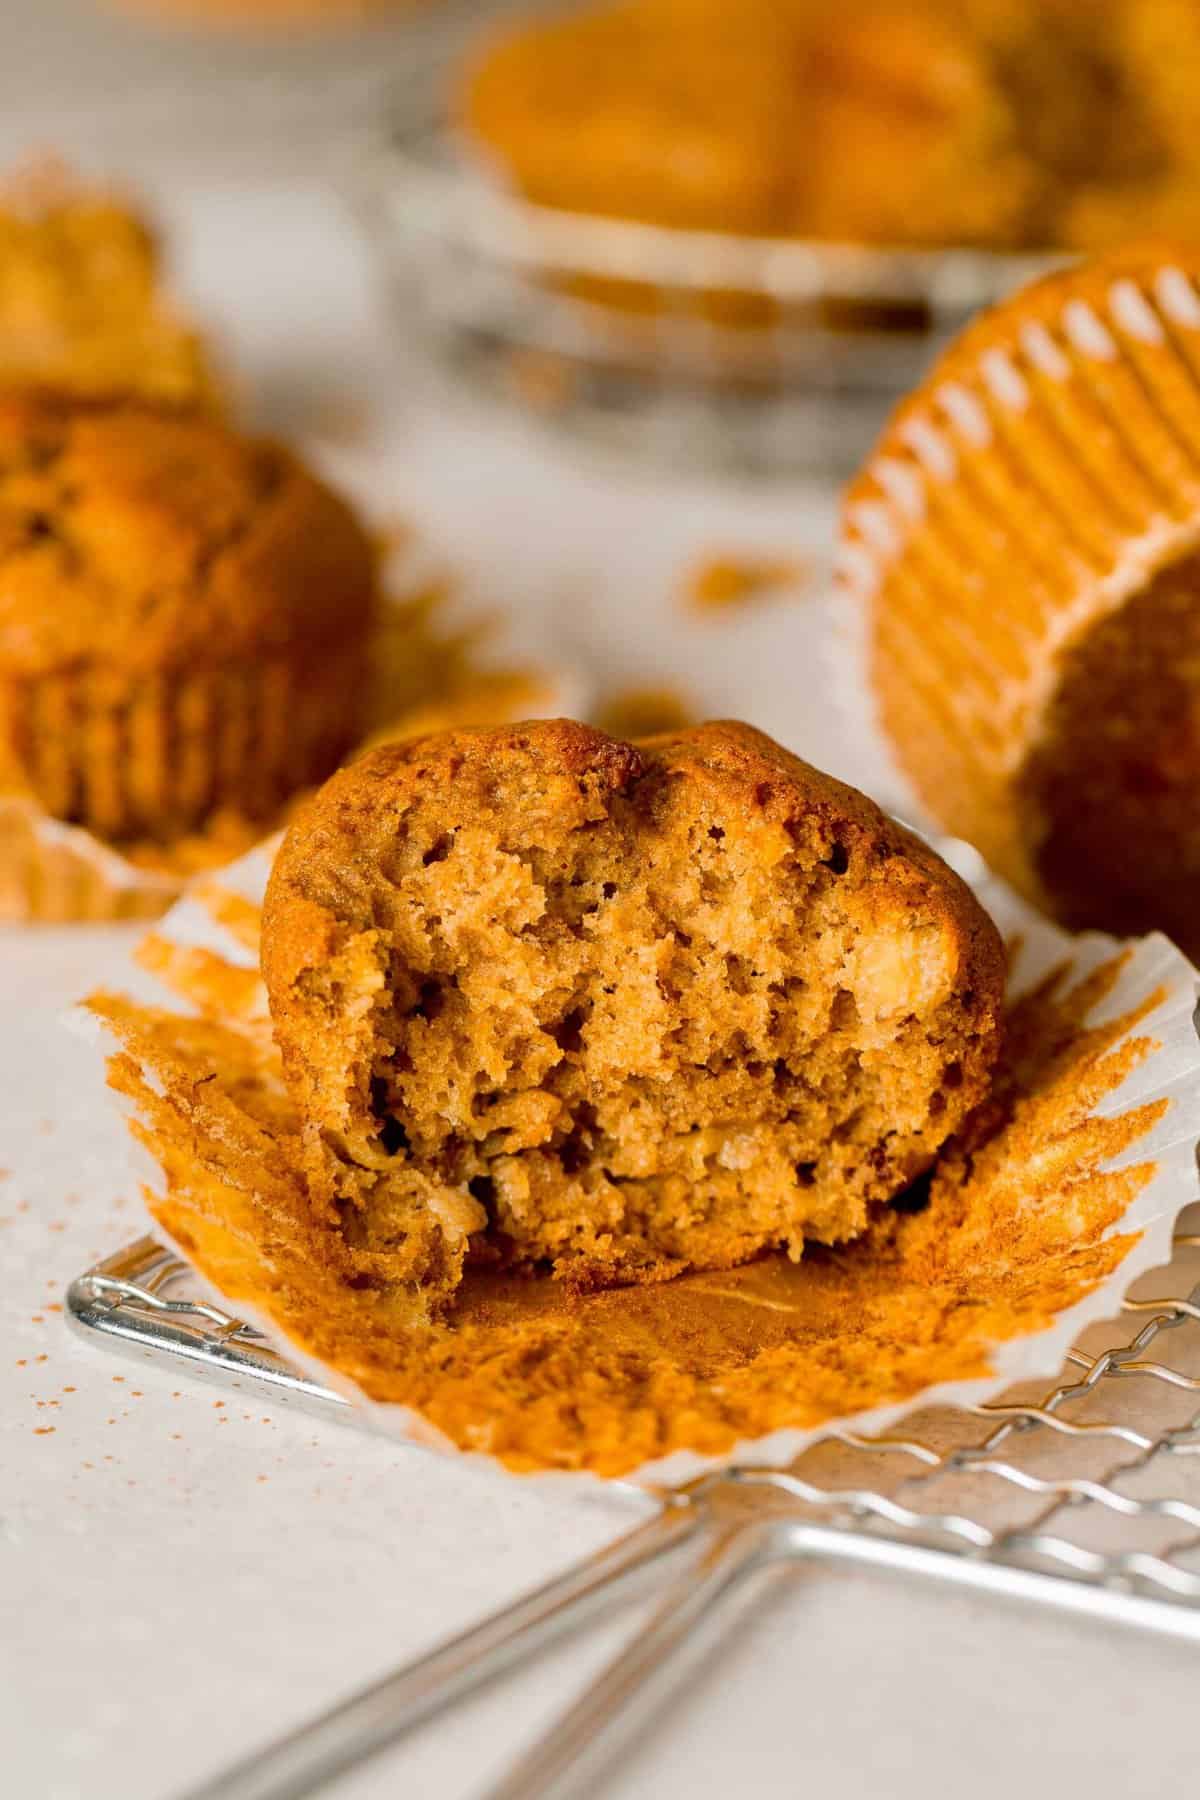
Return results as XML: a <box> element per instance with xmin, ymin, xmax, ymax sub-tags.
<box><xmin>833</xmin><ymin>245</ymin><xmax>1200</xmax><ymax>890</ymax></box>
<box><xmin>2</xmin><ymin>653</ymin><xmax>357</xmax><ymax>840</ymax></box>
<box><xmin>0</xmin><ymin>795</ymin><xmax>180</xmax><ymax>923</ymax></box>
<box><xmin>81</xmin><ymin>831</ymin><xmax>1200</xmax><ymax>1491</ymax></box>
<box><xmin>1</xmin><ymin>567</ymin><xmax>586</xmax><ymax>926</ymax></box>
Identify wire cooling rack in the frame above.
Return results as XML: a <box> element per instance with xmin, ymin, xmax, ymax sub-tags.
<box><xmin>69</xmin><ymin>1222</ymin><xmax>1200</xmax><ymax>1800</ymax></box>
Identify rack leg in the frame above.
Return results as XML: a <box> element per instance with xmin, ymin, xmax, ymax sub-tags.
<box><xmin>180</xmin><ymin>1500</ymin><xmax>700</xmax><ymax>1800</ymax></box>
<box><xmin>482</xmin><ymin>1516</ymin><xmax>784</xmax><ymax>1800</ymax></box>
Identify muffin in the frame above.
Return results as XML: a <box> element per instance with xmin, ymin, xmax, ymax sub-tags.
<box><xmin>261</xmin><ymin>718</ymin><xmax>1005</xmax><ymax>1310</ymax></box>
<box><xmin>460</xmin><ymin>0</ymin><xmax>1010</xmax><ymax>360</ymax></box>
<box><xmin>460</xmin><ymin>0</ymin><xmax>1200</xmax><ymax>255</ymax></box>
<box><xmin>0</xmin><ymin>392</ymin><xmax>377</xmax><ymax>857</ymax></box>
<box><xmin>840</xmin><ymin>241</ymin><xmax>1200</xmax><ymax>956</ymax></box>
<box><xmin>462</xmin><ymin>0</ymin><xmax>797</xmax><ymax>237</ymax></box>
<box><xmin>0</xmin><ymin>160</ymin><xmax>217</xmax><ymax>408</ymax></box>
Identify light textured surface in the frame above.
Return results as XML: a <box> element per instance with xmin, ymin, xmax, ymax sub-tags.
<box><xmin>0</xmin><ymin>0</ymin><xmax>465</xmax><ymax>175</ymax></box>
<box><xmin>3</xmin><ymin>148</ymin><xmax>1200</xmax><ymax>1800</ymax></box>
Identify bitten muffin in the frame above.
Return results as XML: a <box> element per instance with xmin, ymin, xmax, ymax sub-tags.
<box><xmin>0</xmin><ymin>161</ymin><xmax>217</xmax><ymax>407</ymax></box>
<box><xmin>0</xmin><ymin>392</ymin><xmax>377</xmax><ymax>847</ymax></box>
<box><xmin>840</xmin><ymin>242</ymin><xmax>1200</xmax><ymax>957</ymax></box>
<box><xmin>261</xmin><ymin>719</ymin><xmax>1005</xmax><ymax>1310</ymax></box>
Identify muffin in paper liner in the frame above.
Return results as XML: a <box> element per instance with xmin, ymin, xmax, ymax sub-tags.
<box><xmin>81</xmin><ymin>831</ymin><xmax>1200</xmax><ymax>1489</ymax></box>
<box><xmin>837</xmin><ymin>242</ymin><xmax>1200</xmax><ymax>962</ymax></box>
<box><xmin>0</xmin><ymin>392</ymin><xmax>383</xmax><ymax>921</ymax></box>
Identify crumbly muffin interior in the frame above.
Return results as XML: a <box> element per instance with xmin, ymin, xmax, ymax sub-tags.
<box><xmin>1021</xmin><ymin>546</ymin><xmax>1200</xmax><ymax>958</ymax></box>
<box><xmin>265</xmin><ymin>725</ymin><xmax>1000</xmax><ymax>1305</ymax></box>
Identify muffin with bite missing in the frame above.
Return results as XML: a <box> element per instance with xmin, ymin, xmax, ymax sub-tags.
<box><xmin>261</xmin><ymin>718</ymin><xmax>1005</xmax><ymax>1310</ymax></box>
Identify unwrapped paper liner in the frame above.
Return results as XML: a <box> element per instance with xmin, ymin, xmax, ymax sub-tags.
<box><xmin>83</xmin><ymin>834</ymin><xmax>1200</xmax><ymax>1491</ymax></box>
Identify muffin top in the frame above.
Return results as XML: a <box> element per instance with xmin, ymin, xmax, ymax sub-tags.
<box><xmin>0</xmin><ymin>393</ymin><xmax>378</xmax><ymax>678</ymax></box>
<box><xmin>459</xmin><ymin>0</ymin><xmax>1022</xmax><ymax>242</ymax></box>
<box><xmin>461</xmin><ymin>0</ymin><xmax>1193</xmax><ymax>252</ymax></box>
<box><xmin>0</xmin><ymin>160</ymin><xmax>217</xmax><ymax>407</ymax></box>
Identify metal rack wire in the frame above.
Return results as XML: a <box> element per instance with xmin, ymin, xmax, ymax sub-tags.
<box><xmin>68</xmin><ymin>1223</ymin><xmax>1200</xmax><ymax>1799</ymax></box>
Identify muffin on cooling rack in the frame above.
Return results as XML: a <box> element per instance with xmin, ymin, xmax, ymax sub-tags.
<box><xmin>840</xmin><ymin>241</ymin><xmax>1200</xmax><ymax>959</ymax></box>
<box><xmin>0</xmin><ymin>392</ymin><xmax>377</xmax><ymax>886</ymax></box>
<box><xmin>261</xmin><ymin>718</ymin><xmax>1005</xmax><ymax>1311</ymax></box>
<box><xmin>0</xmin><ymin>160</ymin><xmax>217</xmax><ymax>408</ymax></box>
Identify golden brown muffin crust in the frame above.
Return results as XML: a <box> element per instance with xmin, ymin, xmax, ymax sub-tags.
<box><xmin>263</xmin><ymin>718</ymin><xmax>1005</xmax><ymax>1310</ymax></box>
<box><xmin>0</xmin><ymin>160</ymin><xmax>217</xmax><ymax>407</ymax></box>
<box><xmin>0</xmin><ymin>392</ymin><xmax>379</xmax><ymax>847</ymax></box>
<box><xmin>0</xmin><ymin>393</ymin><xmax>376</xmax><ymax>679</ymax></box>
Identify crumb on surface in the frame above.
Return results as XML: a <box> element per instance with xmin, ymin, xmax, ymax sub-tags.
<box><xmin>502</xmin><ymin>347</ymin><xmax>579</xmax><ymax>416</ymax></box>
<box><xmin>681</xmin><ymin>551</ymin><xmax>810</xmax><ymax>615</ymax></box>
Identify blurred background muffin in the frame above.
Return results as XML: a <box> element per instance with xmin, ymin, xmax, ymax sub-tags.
<box><xmin>460</xmin><ymin>0</ymin><xmax>1200</xmax><ymax>253</ymax></box>
<box><xmin>460</xmin><ymin>0</ymin><xmax>1023</xmax><ymax>249</ymax></box>
<box><xmin>0</xmin><ymin>391</ymin><xmax>377</xmax><ymax>854</ymax></box>
<box><xmin>320</xmin><ymin>0</ymin><xmax>1200</xmax><ymax>468</ymax></box>
<box><xmin>0</xmin><ymin>159</ymin><xmax>218</xmax><ymax>406</ymax></box>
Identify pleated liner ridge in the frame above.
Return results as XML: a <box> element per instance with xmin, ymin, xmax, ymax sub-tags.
<box><xmin>0</xmin><ymin>648</ymin><xmax>360</xmax><ymax>923</ymax></box>
<box><xmin>838</xmin><ymin>244</ymin><xmax>1200</xmax><ymax>914</ymax></box>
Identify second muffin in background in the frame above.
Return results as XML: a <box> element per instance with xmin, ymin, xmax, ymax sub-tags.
<box><xmin>0</xmin><ymin>160</ymin><xmax>219</xmax><ymax>409</ymax></box>
<box><xmin>0</xmin><ymin>391</ymin><xmax>377</xmax><ymax>851</ymax></box>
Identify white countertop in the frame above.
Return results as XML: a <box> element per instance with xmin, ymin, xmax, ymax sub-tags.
<box><xmin>4</xmin><ymin>145</ymin><xmax>1200</xmax><ymax>1800</ymax></box>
